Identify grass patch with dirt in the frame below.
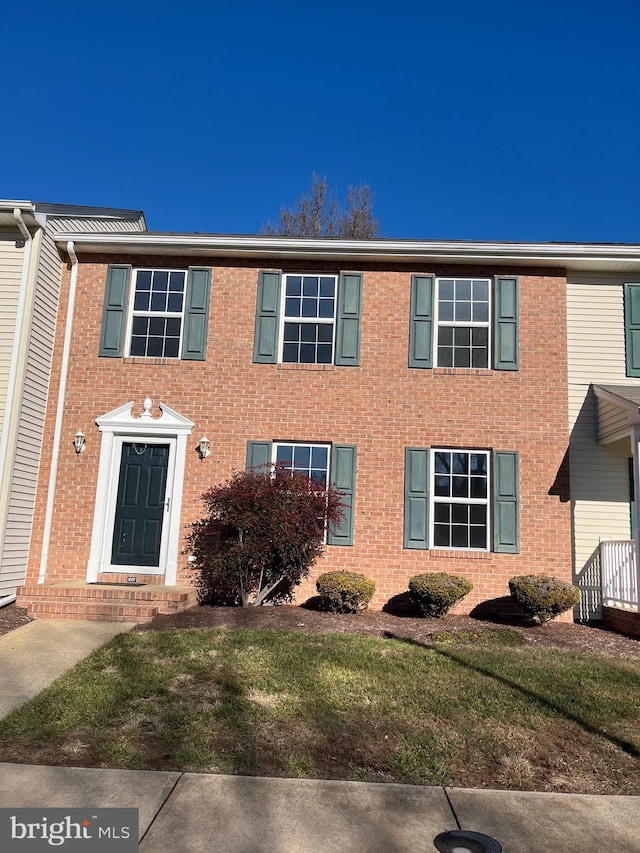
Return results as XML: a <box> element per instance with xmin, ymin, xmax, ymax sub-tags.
<box><xmin>0</xmin><ymin>626</ymin><xmax>638</xmax><ymax>794</ymax></box>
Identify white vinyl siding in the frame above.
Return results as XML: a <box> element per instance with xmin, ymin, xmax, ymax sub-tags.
<box><xmin>0</xmin><ymin>240</ymin><xmax>24</xmax><ymax>443</ymax></box>
<box><xmin>0</xmin><ymin>210</ymin><xmax>147</xmax><ymax>598</ymax></box>
<box><xmin>597</xmin><ymin>398</ymin><xmax>631</xmax><ymax>443</ymax></box>
<box><xmin>567</xmin><ymin>277</ymin><xmax>628</xmax><ymax>392</ymax></box>
<box><xmin>567</xmin><ymin>275</ymin><xmax>637</xmax><ymax>616</ymax></box>
<box><xmin>48</xmin><ymin>215</ymin><xmax>145</xmax><ymax>233</ymax></box>
<box><xmin>0</xmin><ymin>230</ymin><xmax>61</xmax><ymax>596</ymax></box>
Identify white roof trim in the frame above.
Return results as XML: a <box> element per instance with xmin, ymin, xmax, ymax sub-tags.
<box><xmin>54</xmin><ymin>233</ymin><xmax>640</xmax><ymax>256</ymax></box>
<box><xmin>53</xmin><ymin>232</ymin><xmax>640</xmax><ymax>270</ymax></box>
<box><xmin>592</xmin><ymin>385</ymin><xmax>640</xmax><ymax>416</ymax></box>
<box><xmin>0</xmin><ymin>200</ymin><xmax>35</xmax><ymax>212</ymax></box>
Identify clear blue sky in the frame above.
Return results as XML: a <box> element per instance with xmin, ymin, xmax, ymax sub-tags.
<box><xmin>3</xmin><ymin>0</ymin><xmax>639</xmax><ymax>241</ymax></box>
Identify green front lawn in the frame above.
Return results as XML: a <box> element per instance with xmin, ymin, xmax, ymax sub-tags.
<box><xmin>1</xmin><ymin>627</ymin><xmax>638</xmax><ymax>794</ymax></box>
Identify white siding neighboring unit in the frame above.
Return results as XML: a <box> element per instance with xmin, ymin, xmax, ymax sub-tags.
<box><xmin>0</xmin><ymin>205</ymin><xmax>147</xmax><ymax>598</ymax></box>
<box><xmin>0</xmin><ymin>239</ymin><xmax>25</xmax><ymax>443</ymax></box>
<box><xmin>48</xmin><ymin>216</ymin><xmax>144</xmax><ymax>234</ymax></box>
<box><xmin>0</xmin><ymin>230</ymin><xmax>61</xmax><ymax>596</ymax></box>
<box><xmin>567</xmin><ymin>275</ymin><xmax>638</xmax><ymax>617</ymax></box>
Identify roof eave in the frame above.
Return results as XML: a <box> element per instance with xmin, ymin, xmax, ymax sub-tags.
<box><xmin>52</xmin><ymin>233</ymin><xmax>640</xmax><ymax>271</ymax></box>
<box><xmin>593</xmin><ymin>385</ymin><xmax>640</xmax><ymax>420</ymax></box>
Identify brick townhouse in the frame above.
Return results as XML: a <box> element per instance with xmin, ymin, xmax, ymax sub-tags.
<box><xmin>18</xmin><ymin>232</ymin><xmax>575</xmax><ymax>621</ymax></box>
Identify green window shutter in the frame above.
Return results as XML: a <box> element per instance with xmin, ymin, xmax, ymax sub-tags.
<box><xmin>328</xmin><ymin>444</ymin><xmax>356</xmax><ymax>545</ymax></box>
<box><xmin>409</xmin><ymin>275</ymin><xmax>434</xmax><ymax>368</ymax></box>
<box><xmin>494</xmin><ymin>276</ymin><xmax>519</xmax><ymax>370</ymax></box>
<box><xmin>624</xmin><ymin>283</ymin><xmax>640</xmax><ymax>377</ymax></box>
<box><xmin>246</xmin><ymin>441</ymin><xmax>272</xmax><ymax>470</ymax></box>
<box><xmin>493</xmin><ymin>451</ymin><xmax>519</xmax><ymax>553</ymax></box>
<box><xmin>404</xmin><ymin>448</ymin><xmax>429</xmax><ymax>548</ymax></box>
<box><xmin>99</xmin><ymin>265</ymin><xmax>131</xmax><ymax>357</ymax></box>
<box><xmin>253</xmin><ymin>271</ymin><xmax>282</xmax><ymax>363</ymax></box>
<box><xmin>181</xmin><ymin>267</ymin><xmax>211</xmax><ymax>360</ymax></box>
<box><xmin>335</xmin><ymin>273</ymin><xmax>363</xmax><ymax>366</ymax></box>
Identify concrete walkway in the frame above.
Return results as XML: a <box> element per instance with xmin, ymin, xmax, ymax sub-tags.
<box><xmin>0</xmin><ymin>618</ymin><xmax>133</xmax><ymax>718</ymax></box>
<box><xmin>0</xmin><ymin>620</ymin><xmax>639</xmax><ymax>852</ymax></box>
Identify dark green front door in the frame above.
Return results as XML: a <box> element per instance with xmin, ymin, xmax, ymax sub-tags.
<box><xmin>111</xmin><ymin>443</ymin><xmax>169</xmax><ymax>567</ymax></box>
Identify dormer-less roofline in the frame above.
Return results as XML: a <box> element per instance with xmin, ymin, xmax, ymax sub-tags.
<box><xmin>34</xmin><ymin>201</ymin><xmax>146</xmax><ymax>227</ymax></box>
<box><xmin>0</xmin><ymin>200</ymin><xmax>147</xmax><ymax>232</ymax></box>
<box><xmin>53</xmin><ymin>232</ymin><xmax>640</xmax><ymax>273</ymax></box>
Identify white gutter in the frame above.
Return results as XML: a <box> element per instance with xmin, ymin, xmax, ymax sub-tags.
<box><xmin>0</xmin><ymin>199</ymin><xmax>34</xmax><ymax>209</ymax></box>
<box><xmin>52</xmin><ymin>232</ymin><xmax>640</xmax><ymax>256</ymax></box>
<box><xmin>0</xmin><ymin>210</ymin><xmax>34</xmax><ymax>534</ymax></box>
<box><xmin>38</xmin><ymin>241</ymin><xmax>79</xmax><ymax>583</ymax></box>
<box><xmin>52</xmin><ymin>232</ymin><xmax>640</xmax><ymax>269</ymax></box>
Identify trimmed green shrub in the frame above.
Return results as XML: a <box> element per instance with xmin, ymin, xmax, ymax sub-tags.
<box><xmin>508</xmin><ymin>574</ymin><xmax>580</xmax><ymax>625</ymax></box>
<box><xmin>316</xmin><ymin>571</ymin><xmax>376</xmax><ymax>614</ymax></box>
<box><xmin>408</xmin><ymin>572</ymin><xmax>473</xmax><ymax>617</ymax></box>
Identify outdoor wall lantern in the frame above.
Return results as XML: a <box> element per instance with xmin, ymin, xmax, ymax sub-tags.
<box><xmin>197</xmin><ymin>436</ymin><xmax>211</xmax><ymax>460</ymax></box>
<box><xmin>74</xmin><ymin>430</ymin><xmax>86</xmax><ymax>454</ymax></box>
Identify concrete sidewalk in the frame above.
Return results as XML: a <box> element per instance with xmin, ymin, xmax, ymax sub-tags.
<box><xmin>0</xmin><ymin>619</ymin><xmax>134</xmax><ymax>718</ymax></box>
<box><xmin>0</xmin><ymin>764</ymin><xmax>638</xmax><ymax>852</ymax></box>
<box><xmin>0</xmin><ymin>619</ymin><xmax>639</xmax><ymax>851</ymax></box>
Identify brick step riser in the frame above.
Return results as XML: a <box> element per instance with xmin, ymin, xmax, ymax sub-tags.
<box><xmin>21</xmin><ymin>602</ymin><xmax>189</xmax><ymax>617</ymax></box>
<box><xmin>18</xmin><ymin>586</ymin><xmax>197</xmax><ymax>604</ymax></box>
<box><xmin>26</xmin><ymin>602</ymin><xmax>160</xmax><ymax>623</ymax></box>
<box><xmin>96</xmin><ymin>574</ymin><xmax>168</xmax><ymax>586</ymax></box>
<box><xmin>20</xmin><ymin>597</ymin><xmax>193</xmax><ymax>617</ymax></box>
<box><xmin>18</xmin><ymin>583</ymin><xmax>198</xmax><ymax>622</ymax></box>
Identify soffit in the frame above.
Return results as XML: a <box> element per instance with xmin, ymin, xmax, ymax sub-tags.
<box><xmin>0</xmin><ymin>204</ymin><xmax>39</xmax><ymax>231</ymax></box>
<box><xmin>592</xmin><ymin>384</ymin><xmax>640</xmax><ymax>444</ymax></box>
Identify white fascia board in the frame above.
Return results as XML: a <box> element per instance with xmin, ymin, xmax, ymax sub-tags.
<box><xmin>52</xmin><ymin>232</ymin><xmax>640</xmax><ymax>269</ymax></box>
<box><xmin>0</xmin><ymin>200</ymin><xmax>35</xmax><ymax>211</ymax></box>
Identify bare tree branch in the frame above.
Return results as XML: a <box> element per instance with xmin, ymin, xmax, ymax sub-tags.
<box><xmin>262</xmin><ymin>174</ymin><xmax>380</xmax><ymax>238</ymax></box>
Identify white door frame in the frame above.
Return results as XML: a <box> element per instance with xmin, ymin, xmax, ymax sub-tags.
<box><xmin>104</xmin><ymin>435</ymin><xmax>175</xmax><ymax>576</ymax></box>
<box><xmin>86</xmin><ymin>399</ymin><xmax>194</xmax><ymax>585</ymax></box>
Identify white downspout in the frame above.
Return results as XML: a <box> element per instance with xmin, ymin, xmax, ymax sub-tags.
<box><xmin>0</xmin><ymin>210</ymin><xmax>34</xmax><ymax>512</ymax></box>
<box><xmin>38</xmin><ymin>241</ymin><xmax>79</xmax><ymax>583</ymax></box>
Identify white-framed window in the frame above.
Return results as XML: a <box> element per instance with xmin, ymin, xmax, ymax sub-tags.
<box><xmin>431</xmin><ymin>448</ymin><xmax>490</xmax><ymax>549</ymax></box>
<box><xmin>280</xmin><ymin>274</ymin><xmax>337</xmax><ymax>364</ymax></box>
<box><xmin>436</xmin><ymin>278</ymin><xmax>491</xmax><ymax>368</ymax></box>
<box><xmin>127</xmin><ymin>269</ymin><xmax>187</xmax><ymax>358</ymax></box>
<box><xmin>273</xmin><ymin>442</ymin><xmax>330</xmax><ymax>487</ymax></box>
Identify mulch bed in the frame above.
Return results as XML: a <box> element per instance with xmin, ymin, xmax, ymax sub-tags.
<box><xmin>2</xmin><ymin>597</ymin><xmax>637</xmax><ymax>658</ymax></box>
<box><xmin>136</xmin><ymin>603</ymin><xmax>640</xmax><ymax>659</ymax></box>
<box><xmin>0</xmin><ymin>604</ymin><xmax>31</xmax><ymax>638</ymax></box>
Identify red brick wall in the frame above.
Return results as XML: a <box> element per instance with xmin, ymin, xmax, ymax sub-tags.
<box><xmin>26</xmin><ymin>256</ymin><xmax>572</xmax><ymax>616</ymax></box>
<box><xmin>602</xmin><ymin>606</ymin><xmax>640</xmax><ymax>638</ymax></box>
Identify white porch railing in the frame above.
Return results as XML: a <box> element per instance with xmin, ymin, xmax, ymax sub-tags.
<box><xmin>600</xmin><ymin>539</ymin><xmax>638</xmax><ymax>610</ymax></box>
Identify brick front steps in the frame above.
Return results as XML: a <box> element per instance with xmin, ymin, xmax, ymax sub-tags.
<box><xmin>16</xmin><ymin>580</ymin><xmax>198</xmax><ymax>623</ymax></box>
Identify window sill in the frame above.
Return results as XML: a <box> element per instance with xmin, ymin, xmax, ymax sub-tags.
<box><xmin>432</xmin><ymin>368</ymin><xmax>492</xmax><ymax>376</ymax></box>
<box><xmin>276</xmin><ymin>363</ymin><xmax>337</xmax><ymax>372</ymax></box>
<box><xmin>123</xmin><ymin>357</ymin><xmax>180</xmax><ymax>365</ymax></box>
<box><xmin>430</xmin><ymin>549</ymin><xmax>490</xmax><ymax>560</ymax></box>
